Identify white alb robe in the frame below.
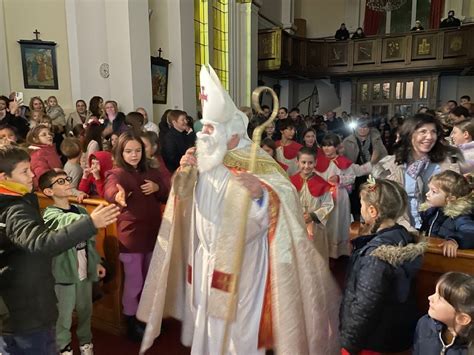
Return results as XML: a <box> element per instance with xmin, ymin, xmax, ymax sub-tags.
<box><xmin>191</xmin><ymin>165</ymin><xmax>269</xmax><ymax>355</ymax></box>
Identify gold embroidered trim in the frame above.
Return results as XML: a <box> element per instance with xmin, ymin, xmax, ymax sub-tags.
<box><xmin>223</xmin><ymin>146</ymin><xmax>288</xmax><ymax>178</ymax></box>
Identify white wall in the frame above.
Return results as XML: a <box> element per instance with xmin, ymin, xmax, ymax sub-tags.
<box><xmin>4</xmin><ymin>0</ymin><xmax>73</xmax><ymax>110</ymax></box>
<box><xmin>260</xmin><ymin>0</ymin><xmax>283</xmax><ymax>26</ymax></box>
<box><xmin>438</xmin><ymin>75</ymin><xmax>474</xmax><ymax>105</ymax></box>
<box><xmin>148</xmin><ymin>0</ymin><xmax>196</xmax><ymax>123</ymax></box>
<box><xmin>294</xmin><ymin>0</ymin><xmax>362</xmax><ymax>38</ymax></box>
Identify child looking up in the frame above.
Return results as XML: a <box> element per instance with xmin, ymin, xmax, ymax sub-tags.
<box><xmin>414</xmin><ymin>272</ymin><xmax>474</xmax><ymax>354</ymax></box>
<box><xmin>275</xmin><ymin>119</ymin><xmax>303</xmax><ymax>175</ymax></box>
<box><xmin>340</xmin><ymin>177</ymin><xmax>424</xmax><ymax>355</ymax></box>
<box><xmin>26</xmin><ymin>125</ymin><xmax>62</xmax><ymax>189</ymax></box>
<box><xmin>420</xmin><ymin>170</ymin><xmax>474</xmax><ymax>258</ymax></box>
<box><xmin>40</xmin><ymin>170</ymin><xmax>105</xmax><ymax>355</ymax></box>
<box><xmin>0</xmin><ymin>146</ymin><xmax>119</xmax><ymax>354</ymax></box>
<box><xmin>290</xmin><ymin>147</ymin><xmax>334</xmax><ymax>261</ymax></box>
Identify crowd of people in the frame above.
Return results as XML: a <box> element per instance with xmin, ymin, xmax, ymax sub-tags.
<box><xmin>0</xmin><ymin>73</ymin><xmax>474</xmax><ymax>355</ymax></box>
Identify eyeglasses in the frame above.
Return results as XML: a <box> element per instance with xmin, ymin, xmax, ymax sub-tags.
<box><xmin>49</xmin><ymin>176</ymin><xmax>73</xmax><ymax>188</ymax></box>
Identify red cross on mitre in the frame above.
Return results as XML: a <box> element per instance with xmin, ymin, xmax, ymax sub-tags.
<box><xmin>199</xmin><ymin>86</ymin><xmax>208</xmax><ymax>108</ymax></box>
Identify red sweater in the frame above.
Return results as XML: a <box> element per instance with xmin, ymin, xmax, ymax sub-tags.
<box><xmin>29</xmin><ymin>144</ymin><xmax>63</xmax><ymax>189</ymax></box>
<box><xmin>104</xmin><ymin>167</ymin><xmax>169</xmax><ymax>253</ymax></box>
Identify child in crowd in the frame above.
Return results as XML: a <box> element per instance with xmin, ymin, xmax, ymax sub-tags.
<box><xmin>79</xmin><ymin>151</ymin><xmax>113</xmax><ymax>198</ymax></box>
<box><xmin>316</xmin><ymin>133</ymin><xmax>371</xmax><ymax>258</ymax></box>
<box><xmin>340</xmin><ymin>177</ymin><xmax>424</xmax><ymax>355</ymax></box>
<box><xmin>104</xmin><ymin>131</ymin><xmax>168</xmax><ymax>341</ymax></box>
<box><xmin>420</xmin><ymin>170</ymin><xmax>474</xmax><ymax>258</ymax></box>
<box><xmin>302</xmin><ymin>128</ymin><xmax>319</xmax><ymax>151</ymax></box>
<box><xmin>290</xmin><ymin>147</ymin><xmax>334</xmax><ymax>261</ymax></box>
<box><xmin>61</xmin><ymin>138</ymin><xmax>83</xmax><ymax>189</ymax></box>
<box><xmin>0</xmin><ymin>125</ymin><xmax>17</xmax><ymax>146</ymax></box>
<box><xmin>46</xmin><ymin>96</ymin><xmax>66</xmax><ymax>133</ymax></box>
<box><xmin>275</xmin><ymin>119</ymin><xmax>303</xmax><ymax>175</ymax></box>
<box><xmin>141</xmin><ymin>131</ymin><xmax>171</xmax><ymax>195</ymax></box>
<box><xmin>81</xmin><ymin>118</ymin><xmax>104</xmax><ymax>169</ymax></box>
<box><xmin>414</xmin><ymin>272</ymin><xmax>474</xmax><ymax>354</ymax></box>
<box><xmin>40</xmin><ymin>170</ymin><xmax>106</xmax><ymax>355</ymax></box>
<box><xmin>451</xmin><ymin>119</ymin><xmax>474</xmax><ymax>174</ymax></box>
<box><xmin>261</xmin><ymin>137</ymin><xmax>288</xmax><ymax>172</ymax></box>
<box><xmin>0</xmin><ymin>146</ymin><xmax>119</xmax><ymax>354</ymax></box>
<box><xmin>26</xmin><ymin>125</ymin><xmax>63</xmax><ymax>189</ymax></box>
<box><xmin>29</xmin><ymin>110</ymin><xmax>43</xmax><ymax>129</ymax></box>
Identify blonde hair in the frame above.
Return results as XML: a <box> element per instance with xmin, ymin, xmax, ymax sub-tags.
<box><xmin>360</xmin><ymin>178</ymin><xmax>408</xmax><ymax>233</ymax></box>
<box><xmin>429</xmin><ymin>170</ymin><xmax>472</xmax><ymax>199</ymax></box>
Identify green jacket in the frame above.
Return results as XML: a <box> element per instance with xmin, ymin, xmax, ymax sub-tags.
<box><xmin>43</xmin><ymin>205</ymin><xmax>100</xmax><ymax>284</ymax></box>
<box><xmin>0</xmin><ymin>192</ymin><xmax>97</xmax><ymax>334</ymax></box>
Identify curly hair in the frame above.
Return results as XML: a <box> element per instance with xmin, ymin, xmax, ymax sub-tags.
<box><xmin>392</xmin><ymin>113</ymin><xmax>461</xmax><ymax>164</ymax></box>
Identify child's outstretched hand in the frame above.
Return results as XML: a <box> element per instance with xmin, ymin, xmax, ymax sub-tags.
<box><xmin>115</xmin><ymin>184</ymin><xmax>128</xmax><ymax>207</ymax></box>
<box><xmin>90</xmin><ymin>204</ymin><xmax>120</xmax><ymax>229</ymax></box>
<box><xmin>440</xmin><ymin>240</ymin><xmax>459</xmax><ymax>258</ymax></box>
<box><xmin>141</xmin><ymin>179</ymin><xmax>159</xmax><ymax>195</ymax></box>
<box><xmin>97</xmin><ymin>264</ymin><xmax>106</xmax><ymax>278</ymax></box>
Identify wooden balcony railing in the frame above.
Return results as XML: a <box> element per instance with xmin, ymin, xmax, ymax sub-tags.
<box><xmin>259</xmin><ymin>24</ymin><xmax>474</xmax><ymax>77</ymax></box>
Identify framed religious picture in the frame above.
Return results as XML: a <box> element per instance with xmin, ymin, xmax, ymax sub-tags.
<box><xmin>382</xmin><ymin>37</ymin><xmax>406</xmax><ymax>62</ymax></box>
<box><xmin>354</xmin><ymin>40</ymin><xmax>375</xmax><ymax>64</ymax></box>
<box><xmin>412</xmin><ymin>34</ymin><xmax>437</xmax><ymax>60</ymax></box>
<box><xmin>444</xmin><ymin>32</ymin><xmax>465</xmax><ymax>58</ymax></box>
<box><xmin>18</xmin><ymin>40</ymin><xmax>58</xmax><ymax>90</ymax></box>
<box><xmin>327</xmin><ymin>42</ymin><xmax>347</xmax><ymax>66</ymax></box>
<box><xmin>151</xmin><ymin>55</ymin><xmax>171</xmax><ymax>104</ymax></box>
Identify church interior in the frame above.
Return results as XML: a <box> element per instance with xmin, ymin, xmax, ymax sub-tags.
<box><xmin>1</xmin><ymin>0</ymin><xmax>474</xmax><ymax>354</ymax></box>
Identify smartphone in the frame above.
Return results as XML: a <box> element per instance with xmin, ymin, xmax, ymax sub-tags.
<box><xmin>15</xmin><ymin>92</ymin><xmax>23</xmax><ymax>102</ymax></box>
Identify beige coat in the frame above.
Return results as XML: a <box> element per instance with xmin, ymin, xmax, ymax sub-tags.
<box><xmin>342</xmin><ymin>128</ymin><xmax>387</xmax><ymax>165</ymax></box>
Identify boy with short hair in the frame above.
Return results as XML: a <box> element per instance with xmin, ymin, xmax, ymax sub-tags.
<box><xmin>61</xmin><ymin>137</ymin><xmax>83</xmax><ymax>189</ymax></box>
<box><xmin>290</xmin><ymin>147</ymin><xmax>334</xmax><ymax>261</ymax></box>
<box><xmin>275</xmin><ymin>119</ymin><xmax>303</xmax><ymax>175</ymax></box>
<box><xmin>0</xmin><ymin>146</ymin><xmax>119</xmax><ymax>355</ymax></box>
<box><xmin>40</xmin><ymin>170</ymin><xmax>105</xmax><ymax>355</ymax></box>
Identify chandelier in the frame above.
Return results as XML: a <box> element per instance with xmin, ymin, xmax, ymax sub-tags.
<box><xmin>366</xmin><ymin>0</ymin><xmax>407</xmax><ymax>12</ymax></box>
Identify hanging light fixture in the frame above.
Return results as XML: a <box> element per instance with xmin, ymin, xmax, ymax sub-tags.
<box><xmin>366</xmin><ymin>0</ymin><xmax>407</xmax><ymax>12</ymax></box>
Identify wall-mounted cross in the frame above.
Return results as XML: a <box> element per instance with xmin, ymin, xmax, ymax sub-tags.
<box><xmin>33</xmin><ymin>29</ymin><xmax>40</xmax><ymax>40</ymax></box>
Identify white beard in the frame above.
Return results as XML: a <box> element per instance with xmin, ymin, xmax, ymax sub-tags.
<box><xmin>196</xmin><ymin>124</ymin><xmax>228</xmax><ymax>173</ymax></box>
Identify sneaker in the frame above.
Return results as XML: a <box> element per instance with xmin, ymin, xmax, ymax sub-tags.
<box><xmin>60</xmin><ymin>344</ymin><xmax>73</xmax><ymax>355</ymax></box>
<box><xmin>79</xmin><ymin>343</ymin><xmax>94</xmax><ymax>355</ymax></box>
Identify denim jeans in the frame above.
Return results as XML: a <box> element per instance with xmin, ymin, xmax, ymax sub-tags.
<box><xmin>0</xmin><ymin>327</ymin><xmax>56</xmax><ymax>355</ymax></box>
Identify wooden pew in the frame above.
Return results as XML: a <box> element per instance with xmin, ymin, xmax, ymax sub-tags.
<box><xmin>416</xmin><ymin>237</ymin><xmax>474</xmax><ymax>313</ymax></box>
<box><xmin>37</xmin><ymin>193</ymin><xmax>126</xmax><ymax>335</ymax></box>
<box><xmin>350</xmin><ymin>223</ymin><xmax>474</xmax><ymax>314</ymax></box>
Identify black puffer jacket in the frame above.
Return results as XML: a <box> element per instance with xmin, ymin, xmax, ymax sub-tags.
<box><xmin>339</xmin><ymin>224</ymin><xmax>425</xmax><ymax>354</ymax></box>
<box><xmin>413</xmin><ymin>315</ymin><xmax>469</xmax><ymax>354</ymax></box>
<box><xmin>0</xmin><ymin>192</ymin><xmax>96</xmax><ymax>334</ymax></box>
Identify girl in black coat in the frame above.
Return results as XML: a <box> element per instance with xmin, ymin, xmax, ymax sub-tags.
<box><xmin>340</xmin><ymin>178</ymin><xmax>425</xmax><ymax>354</ymax></box>
<box><xmin>414</xmin><ymin>272</ymin><xmax>474</xmax><ymax>355</ymax></box>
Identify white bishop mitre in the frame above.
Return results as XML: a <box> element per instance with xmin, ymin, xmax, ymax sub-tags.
<box><xmin>199</xmin><ymin>65</ymin><xmax>250</xmax><ymax>143</ymax></box>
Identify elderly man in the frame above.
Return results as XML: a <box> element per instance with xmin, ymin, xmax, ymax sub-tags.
<box><xmin>137</xmin><ymin>66</ymin><xmax>340</xmax><ymax>355</ymax></box>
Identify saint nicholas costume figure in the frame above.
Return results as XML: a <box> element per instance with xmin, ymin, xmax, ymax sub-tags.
<box><xmin>137</xmin><ymin>65</ymin><xmax>340</xmax><ymax>355</ymax></box>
